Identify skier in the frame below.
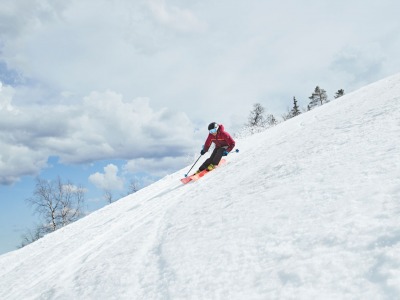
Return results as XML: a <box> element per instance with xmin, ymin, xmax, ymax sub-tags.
<box><xmin>194</xmin><ymin>122</ymin><xmax>236</xmax><ymax>174</ymax></box>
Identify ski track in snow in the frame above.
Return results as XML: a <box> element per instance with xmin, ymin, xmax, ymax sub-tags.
<box><xmin>1</xmin><ymin>74</ymin><xmax>400</xmax><ymax>299</ymax></box>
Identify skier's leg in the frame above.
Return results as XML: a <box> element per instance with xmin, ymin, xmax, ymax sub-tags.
<box><xmin>198</xmin><ymin>157</ymin><xmax>212</xmax><ymax>171</ymax></box>
<box><xmin>198</xmin><ymin>148</ymin><xmax>219</xmax><ymax>171</ymax></box>
<box><xmin>210</xmin><ymin>147</ymin><xmax>226</xmax><ymax>166</ymax></box>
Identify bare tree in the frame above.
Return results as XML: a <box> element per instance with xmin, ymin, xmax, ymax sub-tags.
<box><xmin>26</xmin><ymin>176</ymin><xmax>85</xmax><ymax>239</ymax></box>
<box><xmin>233</xmin><ymin>102</ymin><xmax>278</xmax><ymax>139</ymax></box>
<box><xmin>19</xmin><ymin>226</ymin><xmax>45</xmax><ymax>248</ymax></box>
<box><xmin>58</xmin><ymin>182</ymin><xmax>85</xmax><ymax>227</ymax></box>
<box><xmin>266</xmin><ymin>114</ymin><xmax>278</xmax><ymax>126</ymax></box>
<box><xmin>247</xmin><ymin>103</ymin><xmax>267</xmax><ymax>127</ymax></box>
<box><xmin>127</xmin><ymin>179</ymin><xmax>140</xmax><ymax>195</ymax></box>
<box><xmin>103</xmin><ymin>189</ymin><xmax>114</xmax><ymax>204</ymax></box>
<box><xmin>282</xmin><ymin>108</ymin><xmax>293</xmax><ymax>121</ymax></box>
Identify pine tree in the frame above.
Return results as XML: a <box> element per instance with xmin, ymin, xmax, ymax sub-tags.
<box><xmin>334</xmin><ymin>89</ymin><xmax>345</xmax><ymax>99</ymax></box>
<box><xmin>290</xmin><ymin>96</ymin><xmax>301</xmax><ymax>117</ymax></box>
<box><xmin>308</xmin><ymin>86</ymin><xmax>328</xmax><ymax>110</ymax></box>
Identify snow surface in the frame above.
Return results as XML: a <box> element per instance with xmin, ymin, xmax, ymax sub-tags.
<box><xmin>1</xmin><ymin>74</ymin><xmax>400</xmax><ymax>299</ymax></box>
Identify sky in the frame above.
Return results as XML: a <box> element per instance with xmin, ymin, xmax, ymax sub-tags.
<box><xmin>1</xmin><ymin>0</ymin><xmax>400</xmax><ymax>254</ymax></box>
<box><xmin>1</xmin><ymin>73</ymin><xmax>399</xmax><ymax>299</ymax></box>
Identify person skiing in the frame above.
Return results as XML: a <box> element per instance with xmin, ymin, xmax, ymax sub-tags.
<box><xmin>194</xmin><ymin>122</ymin><xmax>236</xmax><ymax>174</ymax></box>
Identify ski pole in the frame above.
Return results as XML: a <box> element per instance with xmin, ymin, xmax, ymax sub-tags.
<box><xmin>184</xmin><ymin>155</ymin><xmax>202</xmax><ymax>177</ymax></box>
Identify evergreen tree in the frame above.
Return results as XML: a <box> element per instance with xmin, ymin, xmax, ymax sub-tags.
<box><xmin>290</xmin><ymin>96</ymin><xmax>301</xmax><ymax>117</ymax></box>
<box><xmin>282</xmin><ymin>97</ymin><xmax>302</xmax><ymax>121</ymax></box>
<box><xmin>334</xmin><ymin>89</ymin><xmax>345</xmax><ymax>99</ymax></box>
<box><xmin>308</xmin><ymin>86</ymin><xmax>328</xmax><ymax>110</ymax></box>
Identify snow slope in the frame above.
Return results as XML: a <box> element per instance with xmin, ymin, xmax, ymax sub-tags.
<box><xmin>1</xmin><ymin>74</ymin><xmax>400</xmax><ymax>299</ymax></box>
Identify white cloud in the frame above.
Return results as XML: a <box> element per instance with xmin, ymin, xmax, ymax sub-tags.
<box><xmin>3</xmin><ymin>0</ymin><xmax>400</xmax><ymax>120</ymax></box>
<box><xmin>62</xmin><ymin>183</ymin><xmax>87</xmax><ymax>194</ymax></box>
<box><xmin>0</xmin><ymin>0</ymin><xmax>68</xmax><ymax>38</ymax></box>
<box><xmin>0</xmin><ymin>88</ymin><xmax>199</xmax><ymax>185</ymax></box>
<box><xmin>147</xmin><ymin>0</ymin><xmax>207</xmax><ymax>33</ymax></box>
<box><xmin>0</xmin><ymin>82</ymin><xmax>15</xmax><ymax>112</ymax></box>
<box><xmin>89</xmin><ymin>164</ymin><xmax>124</xmax><ymax>191</ymax></box>
<box><xmin>330</xmin><ymin>44</ymin><xmax>386</xmax><ymax>86</ymax></box>
<box><xmin>1</xmin><ymin>0</ymin><xmax>400</xmax><ymax>184</ymax></box>
<box><xmin>0</xmin><ymin>142</ymin><xmax>48</xmax><ymax>185</ymax></box>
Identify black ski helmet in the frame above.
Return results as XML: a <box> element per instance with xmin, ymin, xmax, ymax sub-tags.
<box><xmin>208</xmin><ymin>122</ymin><xmax>218</xmax><ymax>130</ymax></box>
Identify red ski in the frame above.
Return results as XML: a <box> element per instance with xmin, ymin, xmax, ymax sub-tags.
<box><xmin>180</xmin><ymin>159</ymin><xmax>226</xmax><ymax>184</ymax></box>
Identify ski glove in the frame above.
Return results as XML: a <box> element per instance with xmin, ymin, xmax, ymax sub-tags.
<box><xmin>222</xmin><ymin>150</ymin><xmax>229</xmax><ymax>156</ymax></box>
<box><xmin>200</xmin><ymin>149</ymin><xmax>206</xmax><ymax>155</ymax></box>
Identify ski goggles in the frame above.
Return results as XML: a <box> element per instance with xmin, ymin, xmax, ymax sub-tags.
<box><xmin>209</xmin><ymin>128</ymin><xmax>218</xmax><ymax>134</ymax></box>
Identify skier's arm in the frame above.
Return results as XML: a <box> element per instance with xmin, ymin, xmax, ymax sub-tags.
<box><xmin>203</xmin><ymin>135</ymin><xmax>212</xmax><ymax>152</ymax></box>
<box><xmin>225</xmin><ymin>133</ymin><xmax>235</xmax><ymax>152</ymax></box>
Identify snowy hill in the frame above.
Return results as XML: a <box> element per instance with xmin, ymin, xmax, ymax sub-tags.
<box><xmin>1</xmin><ymin>74</ymin><xmax>400</xmax><ymax>299</ymax></box>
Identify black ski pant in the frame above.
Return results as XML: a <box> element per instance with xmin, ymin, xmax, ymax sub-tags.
<box><xmin>199</xmin><ymin>147</ymin><xmax>227</xmax><ymax>171</ymax></box>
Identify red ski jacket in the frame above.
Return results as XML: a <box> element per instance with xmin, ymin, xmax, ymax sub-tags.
<box><xmin>203</xmin><ymin>124</ymin><xmax>236</xmax><ymax>153</ymax></box>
